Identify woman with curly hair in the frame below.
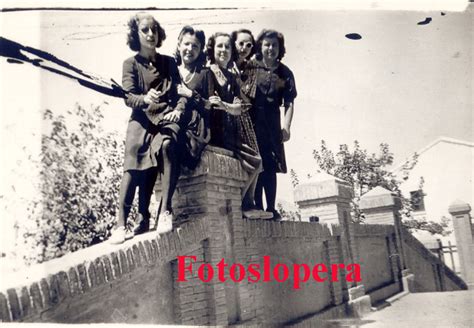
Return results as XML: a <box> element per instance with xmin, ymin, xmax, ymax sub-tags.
<box><xmin>206</xmin><ymin>32</ymin><xmax>266</xmax><ymax>219</ymax></box>
<box><xmin>174</xmin><ymin>26</ymin><xmax>212</xmax><ymax>170</ymax></box>
<box><xmin>109</xmin><ymin>12</ymin><xmax>186</xmax><ymax>243</ymax></box>
<box><xmin>241</xmin><ymin>29</ymin><xmax>297</xmax><ymax>221</ymax></box>
<box><xmin>231</xmin><ymin>29</ymin><xmax>256</xmax><ymax>73</ymax></box>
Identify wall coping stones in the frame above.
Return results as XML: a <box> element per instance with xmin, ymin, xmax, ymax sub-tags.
<box><xmin>180</xmin><ymin>146</ymin><xmax>248</xmax><ymax>182</ymax></box>
<box><xmin>0</xmin><ymin>220</ymin><xmax>208</xmax><ymax>322</ymax></box>
<box><xmin>243</xmin><ymin>220</ymin><xmax>335</xmax><ymax>239</ymax></box>
<box><xmin>359</xmin><ymin>187</ymin><xmax>401</xmax><ymax>211</ymax></box>
<box><xmin>353</xmin><ymin>224</ymin><xmax>395</xmax><ymax>237</ymax></box>
<box><xmin>448</xmin><ymin>200</ymin><xmax>471</xmax><ymax>215</ymax></box>
<box><xmin>294</xmin><ymin>173</ymin><xmax>353</xmax><ymax>205</ymax></box>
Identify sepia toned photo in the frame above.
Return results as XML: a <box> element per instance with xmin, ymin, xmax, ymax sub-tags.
<box><xmin>0</xmin><ymin>1</ymin><xmax>472</xmax><ymax>326</ymax></box>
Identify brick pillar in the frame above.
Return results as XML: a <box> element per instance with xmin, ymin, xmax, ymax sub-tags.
<box><xmin>359</xmin><ymin>187</ymin><xmax>413</xmax><ymax>292</ymax></box>
<box><xmin>294</xmin><ymin>173</ymin><xmax>370</xmax><ymax>317</ymax></box>
<box><xmin>448</xmin><ymin>200</ymin><xmax>473</xmax><ymax>289</ymax></box>
<box><xmin>155</xmin><ymin>146</ymin><xmax>249</xmax><ymax>325</ymax></box>
<box><xmin>294</xmin><ymin>173</ymin><xmax>358</xmax><ymax>263</ymax></box>
<box><xmin>294</xmin><ymin>173</ymin><xmax>353</xmax><ymax>225</ymax></box>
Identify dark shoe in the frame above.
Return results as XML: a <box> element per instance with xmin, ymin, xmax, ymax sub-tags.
<box><xmin>133</xmin><ymin>214</ymin><xmax>150</xmax><ymax>236</ymax></box>
<box><xmin>268</xmin><ymin>209</ymin><xmax>282</xmax><ymax>221</ymax></box>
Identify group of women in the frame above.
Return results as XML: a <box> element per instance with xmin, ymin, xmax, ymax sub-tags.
<box><xmin>109</xmin><ymin>12</ymin><xmax>297</xmax><ymax>244</ymax></box>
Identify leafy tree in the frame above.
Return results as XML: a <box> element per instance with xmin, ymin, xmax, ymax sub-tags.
<box><xmin>292</xmin><ymin>140</ymin><xmax>449</xmax><ymax>235</ymax></box>
<box><xmin>18</xmin><ymin>104</ymin><xmax>127</xmax><ymax>264</ymax></box>
<box><xmin>277</xmin><ymin>202</ymin><xmax>301</xmax><ymax>221</ymax></box>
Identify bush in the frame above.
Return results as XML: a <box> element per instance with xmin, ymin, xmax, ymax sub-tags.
<box><xmin>20</xmin><ymin>104</ymin><xmax>125</xmax><ymax>264</ymax></box>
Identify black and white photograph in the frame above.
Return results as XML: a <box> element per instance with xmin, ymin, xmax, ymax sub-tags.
<box><xmin>0</xmin><ymin>0</ymin><xmax>472</xmax><ymax>326</ymax></box>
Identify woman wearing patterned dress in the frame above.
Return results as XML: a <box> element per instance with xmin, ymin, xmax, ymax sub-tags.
<box><xmin>206</xmin><ymin>32</ymin><xmax>264</xmax><ymax>219</ymax></box>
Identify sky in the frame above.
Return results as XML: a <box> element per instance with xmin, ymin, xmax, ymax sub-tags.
<box><xmin>0</xmin><ymin>2</ymin><xmax>472</xmax><ymax>258</ymax></box>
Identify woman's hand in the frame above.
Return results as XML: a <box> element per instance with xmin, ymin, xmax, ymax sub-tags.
<box><xmin>164</xmin><ymin>109</ymin><xmax>182</xmax><ymax>123</ymax></box>
<box><xmin>209</xmin><ymin>95</ymin><xmax>223</xmax><ymax>108</ymax></box>
<box><xmin>241</xmin><ymin>103</ymin><xmax>251</xmax><ymax>113</ymax></box>
<box><xmin>144</xmin><ymin>89</ymin><xmax>163</xmax><ymax>105</ymax></box>
<box><xmin>282</xmin><ymin>126</ymin><xmax>291</xmax><ymax>142</ymax></box>
<box><xmin>177</xmin><ymin>84</ymin><xmax>193</xmax><ymax>98</ymax></box>
<box><xmin>225</xmin><ymin>105</ymin><xmax>242</xmax><ymax>116</ymax></box>
<box><xmin>210</xmin><ymin>96</ymin><xmax>243</xmax><ymax>116</ymax></box>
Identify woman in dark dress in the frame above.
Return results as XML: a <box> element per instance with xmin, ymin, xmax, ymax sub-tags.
<box><xmin>241</xmin><ymin>29</ymin><xmax>297</xmax><ymax>221</ymax></box>
<box><xmin>109</xmin><ymin>13</ymin><xmax>186</xmax><ymax>244</ymax></box>
<box><xmin>206</xmin><ymin>32</ymin><xmax>264</xmax><ymax>219</ymax></box>
<box><xmin>174</xmin><ymin>26</ymin><xmax>212</xmax><ymax>169</ymax></box>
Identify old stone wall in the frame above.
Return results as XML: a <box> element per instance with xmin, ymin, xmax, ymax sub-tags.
<box><xmin>353</xmin><ymin>224</ymin><xmax>402</xmax><ymax>303</ymax></box>
<box><xmin>0</xmin><ymin>147</ymin><xmax>468</xmax><ymax>325</ymax></box>
<box><xmin>241</xmin><ymin>221</ymin><xmax>345</xmax><ymax>324</ymax></box>
<box><xmin>0</xmin><ymin>220</ymin><xmax>207</xmax><ymax>324</ymax></box>
<box><xmin>402</xmin><ymin>227</ymin><xmax>467</xmax><ymax>292</ymax></box>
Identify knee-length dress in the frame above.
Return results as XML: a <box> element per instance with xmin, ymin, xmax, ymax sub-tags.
<box><xmin>179</xmin><ymin>66</ymin><xmax>212</xmax><ymax>170</ymax></box>
<box><xmin>208</xmin><ymin>64</ymin><xmax>261</xmax><ymax>173</ymax></box>
<box><xmin>240</xmin><ymin>59</ymin><xmax>297</xmax><ymax>173</ymax></box>
<box><xmin>121</xmin><ymin>54</ymin><xmax>186</xmax><ymax>172</ymax></box>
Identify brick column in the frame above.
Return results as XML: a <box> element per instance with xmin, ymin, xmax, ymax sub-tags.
<box><xmin>155</xmin><ymin>146</ymin><xmax>249</xmax><ymax>325</ymax></box>
<box><xmin>359</xmin><ymin>187</ymin><xmax>413</xmax><ymax>291</ymax></box>
<box><xmin>294</xmin><ymin>173</ymin><xmax>358</xmax><ymax>264</ymax></box>
<box><xmin>294</xmin><ymin>173</ymin><xmax>370</xmax><ymax>317</ymax></box>
<box><xmin>448</xmin><ymin>200</ymin><xmax>473</xmax><ymax>289</ymax></box>
<box><xmin>294</xmin><ymin>173</ymin><xmax>353</xmax><ymax>225</ymax></box>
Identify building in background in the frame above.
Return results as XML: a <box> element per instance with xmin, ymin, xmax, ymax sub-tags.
<box><xmin>394</xmin><ymin>137</ymin><xmax>473</xmax><ymax>273</ymax></box>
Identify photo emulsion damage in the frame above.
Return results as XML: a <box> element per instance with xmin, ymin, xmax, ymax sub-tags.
<box><xmin>0</xmin><ymin>2</ymin><xmax>472</xmax><ymax>326</ymax></box>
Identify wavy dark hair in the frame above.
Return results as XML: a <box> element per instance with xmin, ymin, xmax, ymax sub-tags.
<box><xmin>126</xmin><ymin>12</ymin><xmax>166</xmax><ymax>51</ymax></box>
<box><xmin>205</xmin><ymin>32</ymin><xmax>236</xmax><ymax>67</ymax></box>
<box><xmin>174</xmin><ymin>26</ymin><xmax>206</xmax><ymax>67</ymax></box>
<box><xmin>231</xmin><ymin>29</ymin><xmax>255</xmax><ymax>60</ymax></box>
<box><xmin>254</xmin><ymin>29</ymin><xmax>286</xmax><ymax>61</ymax></box>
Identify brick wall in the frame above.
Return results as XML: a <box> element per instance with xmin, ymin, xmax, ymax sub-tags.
<box><xmin>401</xmin><ymin>227</ymin><xmax>467</xmax><ymax>292</ymax></box>
<box><xmin>240</xmin><ymin>221</ymin><xmax>345</xmax><ymax>325</ymax></box>
<box><xmin>353</xmin><ymin>224</ymin><xmax>402</xmax><ymax>303</ymax></box>
<box><xmin>0</xmin><ymin>220</ymin><xmax>207</xmax><ymax>323</ymax></box>
<box><xmin>2</xmin><ymin>148</ymin><xmax>467</xmax><ymax>325</ymax></box>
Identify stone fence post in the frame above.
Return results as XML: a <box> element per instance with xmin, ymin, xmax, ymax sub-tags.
<box><xmin>294</xmin><ymin>173</ymin><xmax>371</xmax><ymax>317</ymax></box>
<box><xmin>448</xmin><ymin>200</ymin><xmax>473</xmax><ymax>289</ymax></box>
<box><xmin>359</xmin><ymin>187</ymin><xmax>413</xmax><ymax>292</ymax></box>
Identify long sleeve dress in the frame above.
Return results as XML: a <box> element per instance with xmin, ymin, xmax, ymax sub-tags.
<box><xmin>208</xmin><ymin>64</ymin><xmax>261</xmax><ymax>173</ymax></box>
<box><xmin>121</xmin><ymin>53</ymin><xmax>186</xmax><ymax>172</ymax></box>
<box><xmin>240</xmin><ymin>59</ymin><xmax>297</xmax><ymax>174</ymax></box>
<box><xmin>178</xmin><ymin>66</ymin><xmax>212</xmax><ymax>170</ymax></box>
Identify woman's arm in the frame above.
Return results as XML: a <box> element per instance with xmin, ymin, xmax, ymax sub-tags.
<box><xmin>281</xmin><ymin>64</ymin><xmax>297</xmax><ymax>142</ymax></box>
<box><xmin>282</xmin><ymin>101</ymin><xmax>294</xmax><ymax>142</ymax></box>
<box><xmin>208</xmin><ymin>96</ymin><xmax>245</xmax><ymax>116</ymax></box>
<box><xmin>122</xmin><ymin>58</ymin><xmax>146</xmax><ymax>109</ymax></box>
